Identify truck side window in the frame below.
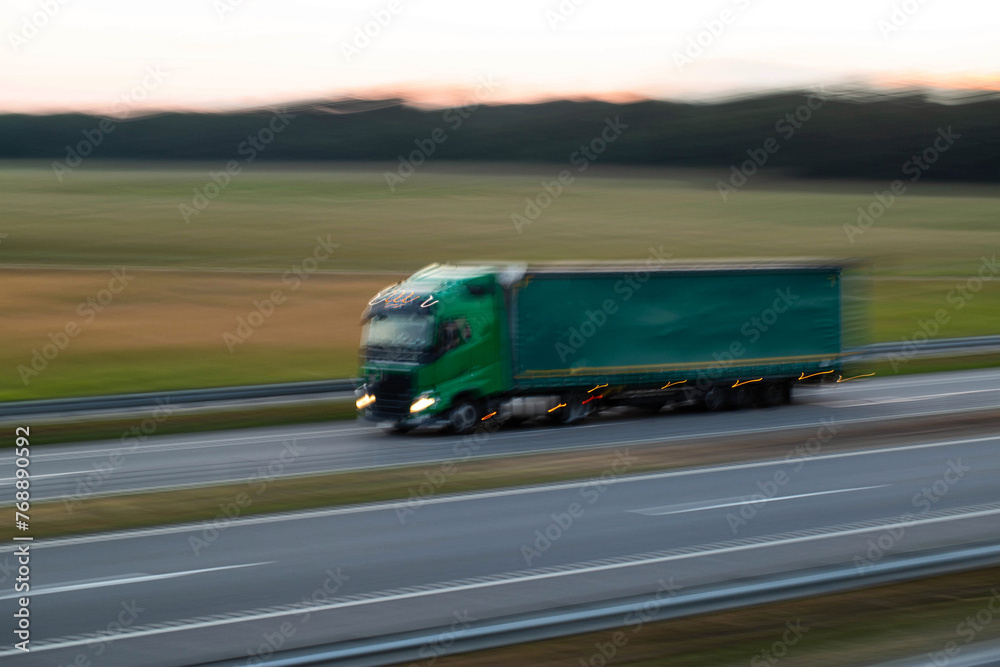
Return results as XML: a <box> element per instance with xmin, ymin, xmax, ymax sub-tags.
<box><xmin>439</xmin><ymin>318</ymin><xmax>471</xmax><ymax>352</ymax></box>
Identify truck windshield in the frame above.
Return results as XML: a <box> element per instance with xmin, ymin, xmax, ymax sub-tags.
<box><xmin>364</xmin><ymin>313</ymin><xmax>434</xmax><ymax>351</ymax></box>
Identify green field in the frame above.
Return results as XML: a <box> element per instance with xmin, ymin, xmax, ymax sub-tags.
<box><xmin>2</xmin><ymin>161</ymin><xmax>998</xmax><ymax>400</ymax></box>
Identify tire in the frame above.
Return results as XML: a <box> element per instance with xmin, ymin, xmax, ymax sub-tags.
<box><xmin>704</xmin><ymin>386</ymin><xmax>729</xmax><ymax>412</ymax></box>
<box><xmin>761</xmin><ymin>382</ymin><xmax>785</xmax><ymax>408</ymax></box>
<box><xmin>733</xmin><ymin>386</ymin><xmax>756</xmax><ymax>410</ymax></box>
<box><xmin>447</xmin><ymin>400</ymin><xmax>480</xmax><ymax>435</ymax></box>
<box><xmin>552</xmin><ymin>395</ymin><xmax>591</xmax><ymax>425</ymax></box>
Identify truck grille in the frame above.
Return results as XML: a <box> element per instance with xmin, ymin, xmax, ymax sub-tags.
<box><xmin>370</xmin><ymin>374</ymin><xmax>412</xmax><ymax>419</ymax></box>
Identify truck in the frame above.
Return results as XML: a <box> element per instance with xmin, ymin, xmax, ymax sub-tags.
<box><xmin>356</xmin><ymin>260</ymin><xmax>846</xmax><ymax>434</ymax></box>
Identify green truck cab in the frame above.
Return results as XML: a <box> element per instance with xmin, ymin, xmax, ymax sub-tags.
<box><xmin>356</xmin><ymin>261</ymin><xmax>845</xmax><ymax>434</ymax></box>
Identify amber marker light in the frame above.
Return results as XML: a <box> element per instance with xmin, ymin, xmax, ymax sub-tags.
<box><xmin>799</xmin><ymin>370</ymin><xmax>834</xmax><ymax>380</ymax></box>
<box><xmin>837</xmin><ymin>373</ymin><xmax>876</xmax><ymax>383</ymax></box>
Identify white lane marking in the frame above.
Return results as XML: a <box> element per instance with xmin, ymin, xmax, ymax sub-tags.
<box><xmin>822</xmin><ymin>388</ymin><xmax>1000</xmax><ymax>408</ymax></box>
<box><xmin>8</xmin><ymin>368</ymin><xmax>1000</xmax><ymax>465</ymax></box>
<box><xmin>0</xmin><ymin>425</ymin><xmax>374</xmax><ymax>463</ymax></box>
<box><xmin>5</xmin><ymin>432</ymin><xmax>998</xmax><ymax>552</ymax></box>
<box><xmin>4</xmin><ymin>399</ymin><xmax>998</xmax><ymax>501</ymax></box>
<box><xmin>0</xmin><ymin>470</ymin><xmax>91</xmax><ymax>482</ymax></box>
<box><xmin>800</xmin><ymin>370</ymin><xmax>1000</xmax><ymax>392</ymax></box>
<box><xmin>7</xmin><ymin>505</ymin><xmax>1000</xmax><ymax>657</ymax></box>
<box><xmin>0</xmin><ymin>561</ymin><xmax>271</xmax><ymax>601</ymax></box>
<box><xmin>630</xmin><ymin>485</ymin><xmax>889</xmax><ymax>516</ymax></box>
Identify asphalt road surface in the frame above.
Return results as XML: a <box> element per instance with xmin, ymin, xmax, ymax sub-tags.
<box><xmin>1</xmin><ymin>425</ymin><xmax>998</xmax><ymax>665</ymax></box>
<box><xmin>3</xmin><ymin>368</ymin><xmax>1000</xmax><ymax>502</ymax></box>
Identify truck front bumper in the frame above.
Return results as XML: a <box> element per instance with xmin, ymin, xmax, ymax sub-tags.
<box><xmin>359</xmin><ymin>409</ymin><xmax>447</xmax><ymax>431</ymax></box>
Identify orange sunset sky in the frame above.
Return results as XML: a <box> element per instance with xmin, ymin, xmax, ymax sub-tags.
<box><xmin>2</xmin><ymin>0</ymin><xmax>998</xmax><ymax>114</ymax></box>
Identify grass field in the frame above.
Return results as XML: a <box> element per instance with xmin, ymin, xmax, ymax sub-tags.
<box><xmin>2</xmin><ymin>161</ymin><xmax>998</xmax><ymax>400</ymax></box>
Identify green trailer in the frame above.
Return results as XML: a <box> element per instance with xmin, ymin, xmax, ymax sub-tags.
<box><xmin>356</xmin><ymin>260</ymin><xmax>845</xmax><ymax>434</ymax></box>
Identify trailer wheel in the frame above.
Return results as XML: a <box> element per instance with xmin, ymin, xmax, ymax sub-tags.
<box><xmin>733</xmin><ymin>386</ymin><xmax>756</xmax><ymax>410</ymax></box>
<box><xmin>631</xmin><ymin>398</ymin><xmax>668</xmax><ymax>414</ymax></box>
<box><xmin>704</xmin><ymin>386</ymin><xmax>729</xmax><ymax>411</ymax></box>
<box><xmin>552</xmin><ymin>395</ymin><xmax>591</xmax><ymax>425</ymax></box>
<box><xmin>447</xmin><ymin>400</ymin><xmax>480</xmax><ymax>435</ymax></box>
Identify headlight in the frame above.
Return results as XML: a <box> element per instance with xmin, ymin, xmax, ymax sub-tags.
<box><xmin>410</xmin><ymin>395</ymin><xmax>437</xmax><ymax>413</ymax></box>
<box><xmin>356</xmin><ymin>394</ymin><xmax>375</xmax><ymax>409</ymax></box>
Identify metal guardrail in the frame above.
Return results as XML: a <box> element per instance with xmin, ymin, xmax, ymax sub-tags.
<box><xmin>204</xmin><ymin>541</ymin><xmax>1000</xmax><ymax>667</ymax></box>
<box><xmin>0</xmin><ymin>379</ymin><xmax>358</xmax><ymax>418</ymax></box>
<box><xmin>848</xmin><ymin>334</ymin><xmax>1000</xmax><ymax>360</ymax></box>
<box><xmin>2</xmin><ymin>334</ymin><xmax>997</xmax><ymax>419</ymax></box>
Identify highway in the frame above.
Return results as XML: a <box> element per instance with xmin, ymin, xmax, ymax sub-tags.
<box><xmin>2</xmin><ymin>424</ymin><xmax>999</xmax><ymax>665</ymax></box>
<box><xmin>3</xmin><ymin>368</ymin><xmax>1000</xmax><ymax>502</ymax></box>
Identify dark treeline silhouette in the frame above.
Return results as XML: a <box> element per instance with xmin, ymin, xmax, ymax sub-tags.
<box><xmin>3</xmin><ymin>91</ymin><xmax>999</xmax><ymax>181</ymax></box>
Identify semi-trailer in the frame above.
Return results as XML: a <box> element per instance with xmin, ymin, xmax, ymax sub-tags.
<box><xmin>356</xmin><ymin>260</ymin><xmax>845</xmax><ymax>434</ymax></box>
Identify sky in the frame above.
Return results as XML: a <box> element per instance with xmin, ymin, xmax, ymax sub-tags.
<box><xmin>2</xmin><ymin>0</ymin><xmax>999</xmax><ymax>114</ymax></box>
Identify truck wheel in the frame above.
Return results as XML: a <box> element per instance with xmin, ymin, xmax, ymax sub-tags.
<box><xmin>761</xmin><ymin>382</ymin><xmax>785</xmax><ymax>407</ymax></box>
<box><xmin>447</xmin><ymin>400</ymin><xmax>480</xmax><ymax>435</ymax></box>
<box><xmin>704</xmin><ymin>386</ymin><xmax>729</xmax><ymax>411</ymax></box>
